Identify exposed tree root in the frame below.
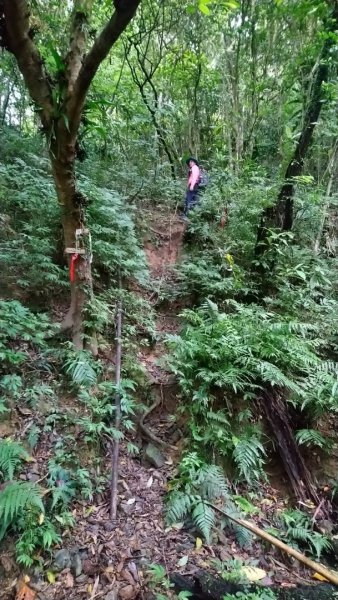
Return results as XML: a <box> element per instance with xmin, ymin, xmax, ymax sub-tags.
<box><xmin>138</xmin><ymin>396</ymin><xmax>177</xmax><ymax>450</ymax></box>
<box><xmin>260</xmin><ymin>387</ymin><xmax>320</xmax><ymax>505</ymax></box>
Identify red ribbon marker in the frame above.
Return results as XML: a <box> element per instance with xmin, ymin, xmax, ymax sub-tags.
<box><xmin>69</xmin><ymin>253</ymin><xmax>79</xmax><ymax>282</ymax></box>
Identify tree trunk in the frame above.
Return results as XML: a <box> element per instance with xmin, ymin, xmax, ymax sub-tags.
<box><xmin>314</xmin><ymin>140</ymin><xmax>338</xmax><ymax>254</ymax></box>
<box><xmin>50</xmin><ymin>136</ymin><xmax>96</xmax><ymax>353</ymax></box>
<box><xmin>255</xmin><ymin>5</ymin><xmax>338</xmax><ymax>254</ymax></box>
<box><xmin>1</xmin><ymin>81</ymin><xmax>12</xmax><ymax>125</ymax></box>
<box><xmin>260</xmin><ymin>387</ymin><xmax>319</xmax><ymax>504</ymax></box>
<box><xmin>171</xmin><ymin>571</ymin><xmax>338</xmax><ymax>600</ymax></box>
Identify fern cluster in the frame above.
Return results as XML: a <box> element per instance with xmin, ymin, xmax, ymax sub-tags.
<box><xmin>166</xmin><ymin>453</ymin><xmax>252</xmax><ymax>545</ymax></box>
<box><xmin>167</xmin><ymin>300</ymin><xmax>337</xmax><ymax>483</ymax></box>
<box><xmin>276</xmin><ymin>509</ymin><xmax>332</xmax><ymax>560</ymax></box>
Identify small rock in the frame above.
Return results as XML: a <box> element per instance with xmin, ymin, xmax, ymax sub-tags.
<box><xmin>260</xmin><ymin>577</ymin><xmax>274</xmax><ymax>587</ymax></box>
<box><xmin>0</xmin><ymin>554</ymin><xmax>15</xmax><ymax>573</ymax></box>
<box><xmin>119</xmin><ymin>502</ymin><xmax>135</xmax><ymax>516</ymax></box>
<box><xmin>71</xmin><ymin>553</ymin><xmax>82</xmax><ymax>577</ymax></box>
<box><xmin>138</xmin><ymin>557</ymin><xmax>149</xmax><ymax>568</ymax></box>
<box><xmin>105</xmin><ymin>591</ymin><xmax>118</xmax><ymax>600</ymax></box>
<box><xmin>217</xmin><ymin>531</ymin><xmax>228</xmax><ymax>545</ymax></box>
<box><xmin>104</xmin><ymin>521</ymin><xmax>115</xmax><ymax>532</ymax></box>
<box><xmin>219</xmin><ymin>548</ymin><xmax>230</xmax><ymax>562</ymax></box>
<box><xmin>170</xmin><ymin>429</ymin><xmax>182</xmax><ymax>444</ymax></box>
<box><xmin>29</xmin><ymin>463</ymin><xmax>41</xmax><ymax>475</ymax></box>
<box><xmin>52</xmin><ymin>549</ymin><xmax>71</xmax><ymax>572</ymax></box>
<box><xmin>38</xmin><ymin>589</ymin><xmax>55</xmax><ymax>600</ymax></box>
<box><xmin>317</xmin><ymin>519</ymin><xmax>334</xmax><ymax>535</ymax></box>
<box><xmin>0</xmin><ymin>420</ymin><xmax>15</xmax><ymax>437</ymax></box>
<box><xmin>331</xmin><ymin>535</ymin><xmax>338</xmax><ymax>558</ymax></box>
<box><xmin>76</xmin><ymin>574</ymin><xmax>87</xmax><ymax>583</ymax></box>
<box><xmin>27</xmin><ymin>473</ymin><xmax>40</xmax><ymax>482</ymax></box>
<box><xmin>144</xmin><ymin>443</ymin><xmax>166</xmax><ymax>469</ymax></box>
<box><xmin>119</xmin><ymin>584</ymin><xmax>135</xmax><ymax>599</ymax></box>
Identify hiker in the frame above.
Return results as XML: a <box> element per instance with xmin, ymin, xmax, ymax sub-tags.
<box><xmin>184</xmin><ymin>157</ymin><xmax>200</xmax><ymax>216</ymax></box>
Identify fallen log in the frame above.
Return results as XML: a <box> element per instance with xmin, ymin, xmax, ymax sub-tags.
<box><xmin>171</xmin><ymin>571</ymin><xmax>338</xmax><ymax>600</ymax></box>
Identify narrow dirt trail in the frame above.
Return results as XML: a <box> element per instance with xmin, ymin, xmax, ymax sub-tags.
<box><xmin>138</xmin><ymin>210</ymin><xmax>186</xmax><ymax>387</ymax></box>
<box><xmin>31</xmin><ymin>213</ymin><xmax>191</xmax><ymax>600</ymax></box>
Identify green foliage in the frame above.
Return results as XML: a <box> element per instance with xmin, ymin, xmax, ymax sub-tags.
<box><xmin>0</xmin><ymin>300</ymin><xmax>55</xmax><ymax>368</ymax></box>
<box><xmin>0</xmin><ymin>481</ymin><xmax>44</xmax><ymax>540</ymax></box>
<box><xmin>27</xmin><ymin>424</ymin><xmax>41</xmax><ymax>450</ymax></box>
<box><xmin>0</xmin><ymin>149</ymin><xmax>65</xmax><ymax>296</ymax></box>
<box><xmin>166</xmin><ymin>453</ymin><xmax>252</xmax><ymax>545</ymax></box>
<box><xmin>0</xmin><ymin>439</ymin><xmax>30</xmax><ymax>480</ymax></box>
<box><xmin>223</xmin><ymin>591</ymin><xmax>276</xmax><ymax>600</ymax></box>
<box><xmin>295</xmin><ymin>429</ymin><xmax>329</xmax><ymax>449</ymax></box>
<box><xmin>16</xmin><ymin>514</ymin><xmax>61</xmax><ymax>568</ymax></box>
<box><xmin>147</xmin><ymin>564</ymin><xmax>171</xmax><ymax>588</ymax></box>
<box><xmin>275</xmin><ymin>509</ymin><xmax>332</xmax><ymax>560</ymax></box>
<box><xmin>63</xmin><ymin>348</ymin><xmax>99</xmax><ymax>388</ymax></box>
<box><xmin>232</xmin><ymin>436</ymin><xmax>266</xmax><ymax>483</ymax></box>
<box><xmin>167</xmin><ymin>300</ymin><xmax>337</xmax><ymax>484</ymax></box>
<box><xmin>75</xmin><ymin>378</ymin><xmax>136</xmax><ymax>443</ymax></box>
<box><xmin>213</xmin><ymin>558</ymin><xmax>269</xmax><ymax>586</ymax></box>
<box><xmin>48</xmin><ymin>463</ymin><xmax>77</xmax><ymax>508</ymax></box>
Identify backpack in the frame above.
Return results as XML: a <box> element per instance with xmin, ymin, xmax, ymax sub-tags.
<box><xmin>199</xmin><ymin>167</ymin><xmax>209</xmax><ymax>188</ymax></box>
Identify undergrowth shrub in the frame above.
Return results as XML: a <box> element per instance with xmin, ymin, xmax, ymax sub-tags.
<box><xmin>167</xmin><ymin>300</ymin><xmax>337</xmax><ymax>482</ymax></box>
<box><xmin>268</xmin><ymin>508</ymin><xmax>332</xmax><ymax>560</ymax></box>
<box><xmin>166</xmin><ymin>451</ymin><xmax>252</xmax><ymax>546</ymax></box>
<box><xmin>0</xmin><ymin>300</ymin><xmax>58</xmax><ymax>413</ymax></box>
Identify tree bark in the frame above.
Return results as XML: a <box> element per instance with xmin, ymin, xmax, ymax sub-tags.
<box><xmin>50</xmin><ymin>137</ymin><xmax>94</xmax><ymax>350</ymax></box>
<box><xmin>259</xmin><ymin>387</ymin><xmax>319</xmax><ymax>505</ymax></box>
<box><xmin>314</xmin><ymin>140</ymin><xmax>338</xmax><ymax>254</ymax></box>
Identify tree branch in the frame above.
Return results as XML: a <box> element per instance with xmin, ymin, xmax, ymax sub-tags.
<box><xmin>65</xmin><ymin>3</ymin><xmax>94</xmax><ymax>96</ymax></box>
<box><xmin>68</xmin><ymin>0</ymin><xmax>141</xmax><ymax>126</ymax></box>
<box><xmin>2</xmin><ymin>0</ymin><xmax>53</xmax><ymax>127</ymax></box>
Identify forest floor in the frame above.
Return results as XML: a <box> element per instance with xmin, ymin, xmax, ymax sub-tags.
<box><xmin>3</xmin><ymin>210</ymin><xmax>338</xmax><ymax>600</ymax></box>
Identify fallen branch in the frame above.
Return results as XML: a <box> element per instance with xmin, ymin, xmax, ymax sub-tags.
<box><xmin>207</xmin><ymin>502</ymin><xmax>338</xmax><ymax>587</ymax></box>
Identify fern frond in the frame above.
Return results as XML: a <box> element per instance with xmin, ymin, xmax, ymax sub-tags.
<box><xmin>232</xmin><ymin>437</ymin><xmax>265</xmax><ymax>483</ymax></box>
<box><xmin>64</xmin><ymin>352</ymin><xmax>97</xmax><ymax>387</ymax></box>
<box><xmin>287</xmin><ymin>526</ymin><xmax>310</xmax><ymax>542</ymax></box>
<box><xmin>198</xmin><ymin>465</ymin><xmax>230</xmax><ymax>500</ymax></box>
<box><xmin>165</xmin><ymin>491</ymin><xmax>194</xmax><ymax>524</ymax></box>
<box><xmin>0</xmin><ymin>481</ymin><xmax>44</xmax><ymax>539</ymax></box>
<box><xmin>310</xmin><ymin>533</ymin><xmax>332</xmax><ymax>560</ymax></box>
<box><xmin>295</xmin><ymin>429</ymin><xmax>327</xmax><ymax>449</ymax></box>
<box><xmin>0</xmin><ymin>439</ymin><xmax>30</xmax><ymax>480</ymax></box>
<box><xmin>192</xmin><ymin>501</ymin><xmax>215</xmax><ymax>542</ymax></box>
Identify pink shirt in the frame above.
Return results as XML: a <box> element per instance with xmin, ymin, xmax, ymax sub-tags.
<box><xmin>188</xmin><ymin>164</ymin><xmax>200</xmax><ymax>190</ymax></box>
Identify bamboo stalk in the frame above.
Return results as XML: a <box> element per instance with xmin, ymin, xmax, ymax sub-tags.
<box><xmin>110</xmin><ymin>272</ymin><xmax>123</xmax><ymax>520</ymax></box>
<box><xmin>208</xmin><ymin>502</ymin><xmax>338</xmax><ymax>587</ymax></box>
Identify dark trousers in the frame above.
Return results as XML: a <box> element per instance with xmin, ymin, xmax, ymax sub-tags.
<box><xmin>184</xmin><ymin>187</ymin><xmax>199</xmax><ymax>215</ymax></box>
